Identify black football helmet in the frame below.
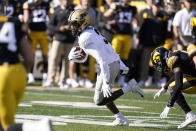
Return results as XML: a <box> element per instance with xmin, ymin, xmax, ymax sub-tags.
<box><xmin>151</xmin><ymin>47</ymin><xmax>170</xmax><ymax>74</ymax></box>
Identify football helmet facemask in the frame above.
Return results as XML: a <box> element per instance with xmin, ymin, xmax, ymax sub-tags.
<box><xmin>190</xmin><ymin>17</ymin><xmax>196</xmax><ymax>38</ymax></box>
<box><xmin>151</xmin><ymin>47</ymin><xmax>170</xmax><ymax>74</ymax></box>
<box><xmin>68</xmin><ymin>9</ymin><xmax>90</xmax><ymax>36</ymax></box>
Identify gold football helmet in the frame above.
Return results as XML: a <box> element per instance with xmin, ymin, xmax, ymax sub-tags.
<box><xmin>68</xmin><ymin>9</ymin><xmax>90</xmax><ymax>36</ymax></box>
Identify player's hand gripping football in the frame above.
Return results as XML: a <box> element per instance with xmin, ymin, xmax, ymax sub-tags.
<box><xmin>154</xmin><ymin>85</ymin><xmax>167</xmax><ymax>99</ymax></box>
<box><xmin>102</xmin><ymin>82</ymin><xmax>112</xmax><ymax>98</ymax></box>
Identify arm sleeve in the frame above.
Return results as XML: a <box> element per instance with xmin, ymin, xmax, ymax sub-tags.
<box><xmin>167</xmin><ymin>71</ymin><xmax>183</xmax><ymax>107</ymax></box>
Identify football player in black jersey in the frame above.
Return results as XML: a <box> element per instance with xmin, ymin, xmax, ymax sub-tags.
<box><xmin>151</xmin><ymin>46</ymin><xmax>196</xmax><ymax>129</ymax></box>
<box><xmin>163</xmin><ymin>0</ymin><xmax>177</xmax><ymax>50</ymax></box>
<box><xmin>104</xmin><ymin>0</ymin><xmax>139</xmax><ymax>87</ymax></box>
<box><xmin>23</xmin><ymin>0</ymin><xmax>50</xmax><ymax>85</ymax></box>
<box><xmin>5</xmin><ymin>0</ymin><xmax>26</xmax><ymax>19</ymax></box>
<box><xmin>0</xmin><ymin>1</ymin><xmax>53</xmax><ymax>131</ymax></box>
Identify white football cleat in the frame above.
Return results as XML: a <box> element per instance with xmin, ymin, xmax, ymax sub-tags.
<box><xmin>84</xmin><ymin>79</ymin><xmax>93</xmax><ymax>88</ymax></box>
<box><xmin>28</xmin><ymin>73</ymin><xmax>35</xmax><ymax>84</ymax></box>
<box><xmin>66</xmin><ymin>78</ymin><xmax>79</xmax><ymax>88</ymax></box>
<box><xmin>43</xmin><ymin>81</ymin><xmax>54</xmax><ymax>88</ymax></box>
<box><xmin>109</xmin><ymin>117</ymin><xmax>129</xmax><ymax>126</ymax></box>
<box><xmin>42</xmin><ymin>73</ymin><xmax>48</xmax><ymax>86</ymax></box>
<box><xmin>22</xmin><ymin>118</ymin><xmax>53</xmax><ymax>131</ymax></box>
<box><xmin>59</xmin><ymin>83</ymin><xmax>69</xmax><ymax>90</ymax></box>
<box><xmin>128</xmin><ymin>79</ymin><xmax>144</xmax><ymax>98</ymax></box>
<box><xmin>178</xmin><ymin>115</ymin><xmax>196</xmax><ymax>129</ymax></box>
<box><xmin>38</xmin><ymin>118</ymin><xmax>53</xmax><ymax>131</ymax></box>
<box><xmin>145</xmin><ymin>76</ymin><xmax>152</xmax><ymax>87</ymax></box>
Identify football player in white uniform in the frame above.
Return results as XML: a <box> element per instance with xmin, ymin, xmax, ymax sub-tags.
<box><xmin>68</xmin><ymin>9</ymin><xmax>144</xmax><ymax>126</ymax></box>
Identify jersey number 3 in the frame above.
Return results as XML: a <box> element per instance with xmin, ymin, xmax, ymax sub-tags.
<box><xmin>0</xmin><ymin>22</ymin><xmax>17</xmax><ymax>52</ymax></box>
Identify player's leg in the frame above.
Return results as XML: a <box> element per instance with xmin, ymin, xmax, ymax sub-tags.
<box><xmin>6</xmin><ymin>64</ymin><xmax>53</xmax><ymax>131</ymax></box>
<box><xmin>0</xmin><ymin>65</ymin><xmax>18</xmax><ymax>130</ymax></box>
<box><xmin>119</xmin><ymin>35</ymin><xmax>132</xmax><ymax>87</ymax></box>
<box><xmin>111</xmin><ymin>35</ymin><xmax>122</xmax><ymax>54</ymax></box>
<box><xmin>93</xmin><ymin>61</ymin><xmax>128</xmax><ymax>126</ymax></box>
<box><xmin>111</xmin><ymin>35</ymin><xmax>125</xmax><ymax>86</ymax></box>
<box><xmin>5</xmin><ymin>64</ymin><xmax>26</xmax><ymax>131</ymax></box>
<box><xmin>28</xmin><ymin>31</ymin><xmax>37</xmax><ymax>84</ymax></box>
<box><xmin>39</xmin><ymin>32</ymin><xmax>49</xmax><ymax>85</ymax></box>
<box><xmin>168</xmin><ymin>78</ymin><xmax>196</xmax><ymax>129</ymax></box>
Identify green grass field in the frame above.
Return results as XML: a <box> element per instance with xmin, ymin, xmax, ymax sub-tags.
<box><xmin>17</xmin><ymin>87</ymin><xmax>196</xmax><ymax>131</ymax></box>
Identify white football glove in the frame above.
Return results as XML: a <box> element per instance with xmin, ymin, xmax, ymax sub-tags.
<box><xmin>68</xmin><ymin>47</ymin><xmax>88</xmax><ymax>63</ymax></box>
<box><xmin>102</xmin><ymin>82</ymin><xmax>112</xmax><ymax>98</ymax></box>
<box><xmin>68</xmin><ymin>47</ymin><xmax>82</xmax><ymax>60</ymax></box>
<box><xmin>154</xmin><ymin>86</ymin><xmax>167</xmax><ymax>99</ymax></box>
<box><xmin>160</xmin><ymin>106</ymin><xmax>171</xmax><ymax>119</ymax></box>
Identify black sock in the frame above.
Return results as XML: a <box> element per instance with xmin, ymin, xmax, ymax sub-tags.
<box><xmin>175</xmin><ymin>93</ymin><xmax>191</xmax><ymax>114</ymax></box>
<box><xmin>7</xmin><ymin>123</ymin><xmax>22</xmax><ymax>131</ymax></box>
<box><xmin>43</xmin><ymin>62</ymin><xmax>48</xmax><ymax>73</ymax></box>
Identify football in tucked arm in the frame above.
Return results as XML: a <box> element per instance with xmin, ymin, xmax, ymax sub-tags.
<box><xmin>73</xmin><ymin>46</ymin><xmax>86</xmax><ymax>60</ymax></box>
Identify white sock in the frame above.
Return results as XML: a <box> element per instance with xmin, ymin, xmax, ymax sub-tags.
<box><xmin>114</xmin><ymin>112</ymin><xmax>123</xmax><ymax>119</ymax></box>
<box><xmin>186</xmin><ymin>111</ymin><xmax>195</xmax><ymax>117</ymax></box>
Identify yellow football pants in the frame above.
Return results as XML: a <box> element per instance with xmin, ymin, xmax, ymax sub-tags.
<box><xmin>29</xmin><ymin>31</ymin><xmax>49</xmax><ymax>56</ymax></box>
<box><xmin>111</xmin><ymin>34</ymin><xmax>132</xmax><ymax>60</ymax></box>
<box><xmin>0</xmin><ymin>63</ymin><xmax>26</xmax><ymax>129</ymax></box>
<box><xmin>169</xmin><ymin>77</ymin><xmax>196</xmax><ymax>94</ymax></box>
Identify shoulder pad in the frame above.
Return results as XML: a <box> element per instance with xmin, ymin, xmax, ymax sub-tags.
<box><xmin>187</xmin><ymin>44</ymin><xmax>196</xmax><ymax>58</ymax></box>
<box><xmin>167</xmin><ymin>52</ymin><xmax>179</xmax><ymax>70</ymax></box>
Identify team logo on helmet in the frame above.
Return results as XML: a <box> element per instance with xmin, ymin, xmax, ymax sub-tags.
<box><xmin>153</xmin><ymin>52</ymin><xmax>160</xmax><ymax>64</ymax></box>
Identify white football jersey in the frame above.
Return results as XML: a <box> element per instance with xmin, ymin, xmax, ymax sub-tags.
<box><xmin>78</xmin><ymin>26</ymin><xmax>120</xmax><ymax>82</ymax></box>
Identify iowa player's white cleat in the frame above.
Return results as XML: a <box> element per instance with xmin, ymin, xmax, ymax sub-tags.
<box><xmin>109</xmin><ymin>117</ymin><xmax>129</xmax><ymax>126</ymax></box>
<box><xmin>178</xmin><ymin>115</ymin><xmax>196</xmax><ymax>129</ymax></box>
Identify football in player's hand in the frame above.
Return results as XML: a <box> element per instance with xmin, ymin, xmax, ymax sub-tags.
<box><xmin>73</xmin><ymin>46</ymin><xmax>86</xmax><ymax>60</ymax></box>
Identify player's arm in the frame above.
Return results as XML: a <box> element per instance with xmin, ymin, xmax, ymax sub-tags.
<box><xmin>23</xmin><ymin>2</ymin><xmax>29</xmax><ymax>25</ymax></box>
<box><xmin>167</xmin><ymin>67</ymin><xmax>183</xmax><ymax>107</ymax></box>
<box><xmin>164</xmin><ymin>75</ymin><xmax>175</xmax><ymax>89</ymax></box>
<box><xmin>172</xmin><ymin>11</ymin><xmax>181</xmax><ymax>42</ymax></box>
<box><xmin>19</xmin><ymin>35</ymin><xmax>34</xmax><ymax>72</ymax></box>
<box><xmin>104</xmin><ymin>3</ymin><xmax>116</xmax><ymax>18</ymax></box>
